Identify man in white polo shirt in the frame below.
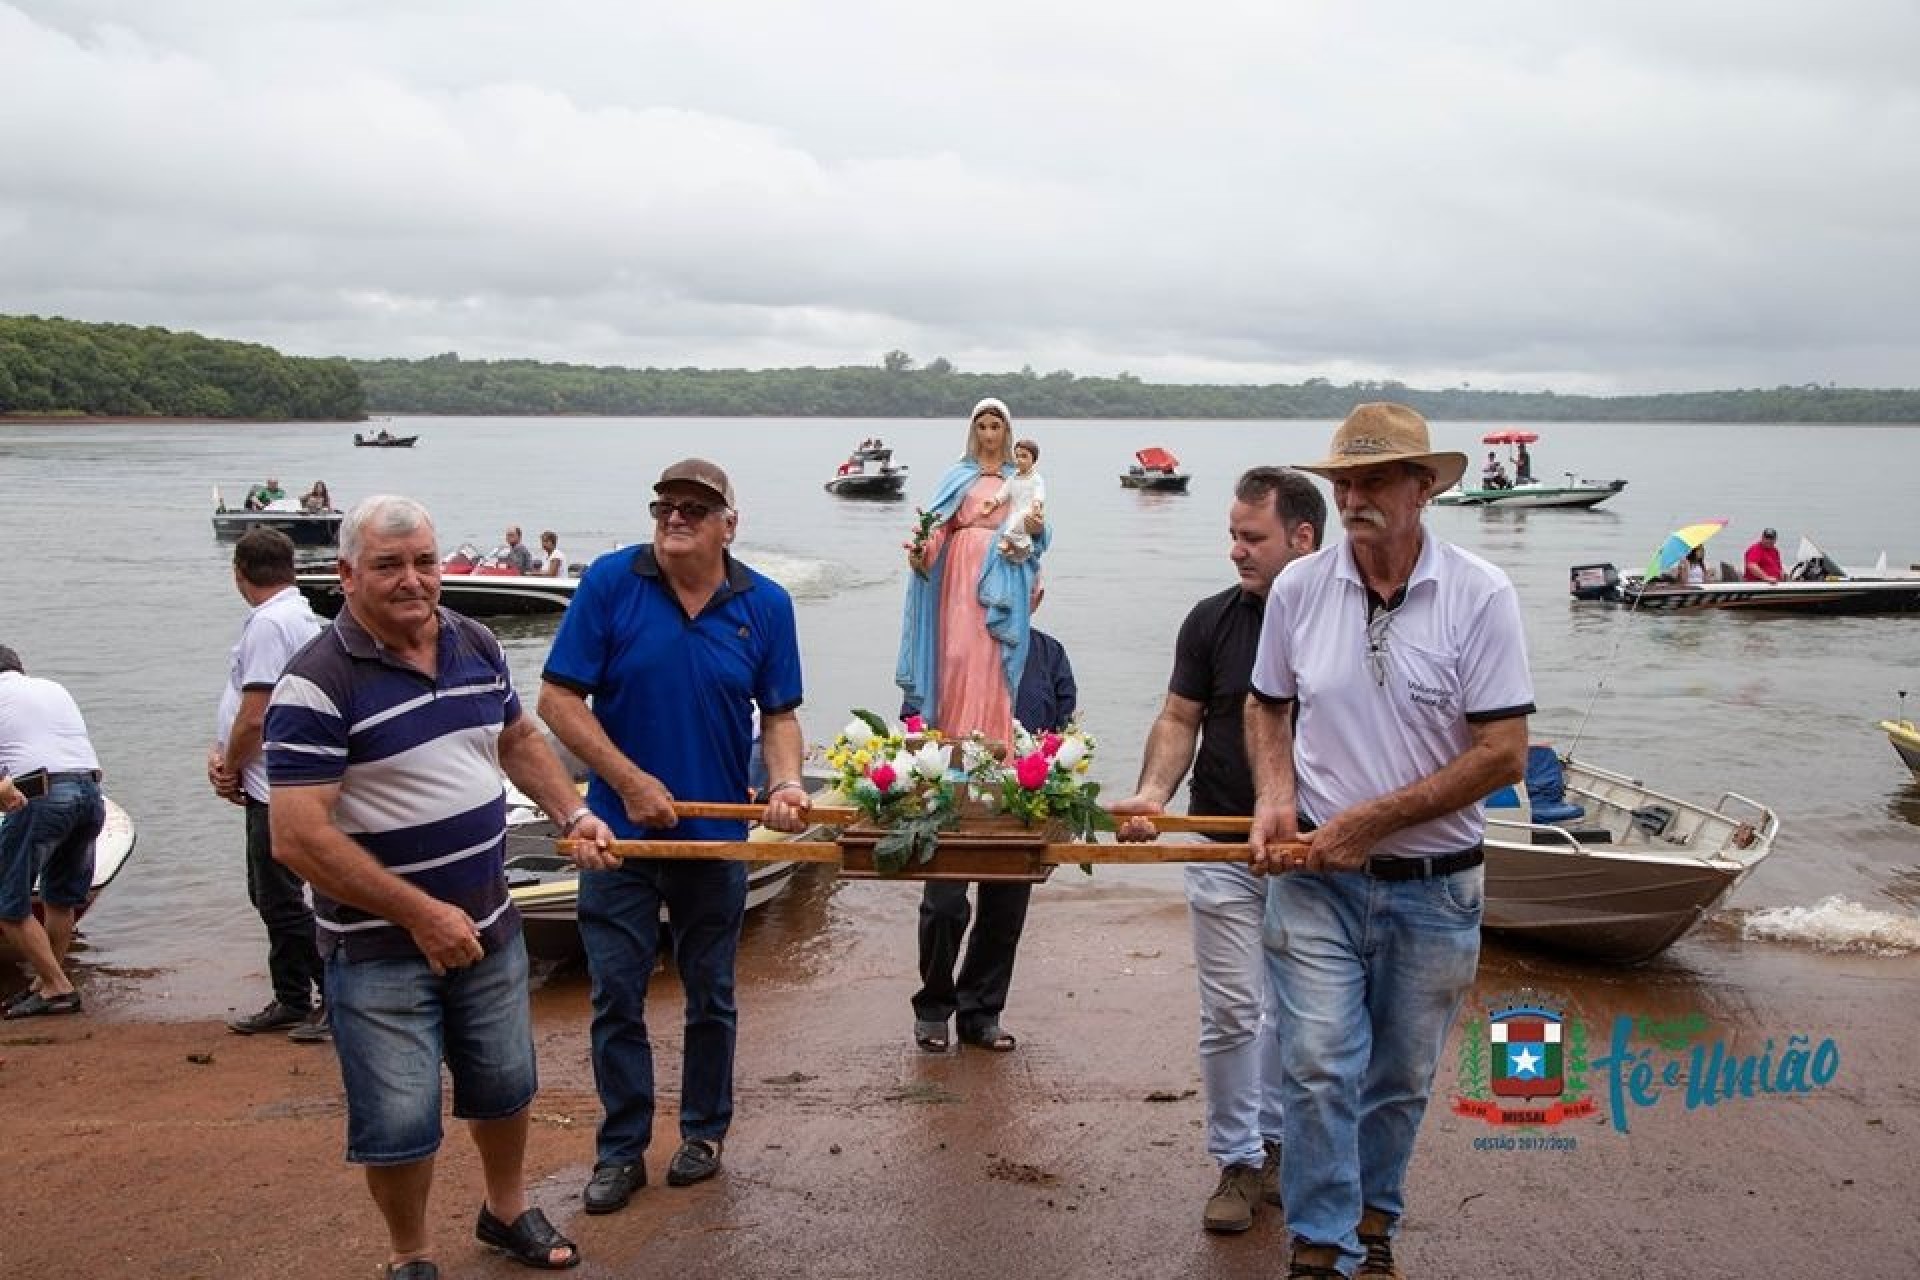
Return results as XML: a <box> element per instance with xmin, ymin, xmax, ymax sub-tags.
<box><xmin>1246</xmin><ymin>403</ymin><xmax>1532</xmax><ymax>1280</ymax></box>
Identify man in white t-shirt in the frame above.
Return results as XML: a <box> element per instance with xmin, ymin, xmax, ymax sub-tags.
<box><xmin>1246</xmin><ymin>403</ymin><xmax>1533</xmax><ymax>1280</ymax></box>
<box><xmin>0</xmin><ymin>645</ymin><xmax>105</xmax><ymax>1019</ymax></box>
<box><xmin>209</xmin><ymin>528</ymin><xmax>328</xmax><ymax>1041</ymax></box>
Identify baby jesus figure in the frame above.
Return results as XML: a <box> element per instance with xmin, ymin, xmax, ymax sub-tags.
<box><xmin>979</xmin><ymin>437</ymin><xmax>1046</xmax><ymax>564</ymax></box>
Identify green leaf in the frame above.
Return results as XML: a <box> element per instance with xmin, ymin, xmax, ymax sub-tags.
<box><xmin>852</xmin><ymin>708</ymin><xmax>891</xmax><ymax>738</ymax></box>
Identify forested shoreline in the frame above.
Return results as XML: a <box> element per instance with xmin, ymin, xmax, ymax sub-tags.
<box><xmin>6</xmin><ymin>315</ymin><xmax>1919</xmax><ymax>424</ymax></box>
<box><xmin>0</xmin><ymin>316</ymin><xmax>363</xmax><ymax>421</ymax></box>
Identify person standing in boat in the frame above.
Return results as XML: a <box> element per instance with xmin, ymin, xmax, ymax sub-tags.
<box><xmin>0</xmin><ymin>644</ymin><xmax>105</xmax><ymax>1020</ymax></box>
<box><xmin>1246</xmin><ymin>403</ymin><xmax>1532</xmax><ymax>1280</ymax></box>
<box><xmin>209</xmin><ymin>527</ymin><xmax>328</xmax><ymax>1043</ymax></box>
<box><xmin>1514</xmin><ymin>440</ymin><xmax>1534</xmax><ymax>485</ymax></box>
<box><xmin>1109</xmin><ymin>466</ymin><xmax>1325</xmax><ymax>1235</ymax></box>
<box><xmin>266</xmin><ymin>495</ymin><xmax>615</xmax><ymax>1276</ymax></box>
<box><xmin>539</xmin><ymin>458</ymin><xmax>812</xmax><ymax>1215</ymax></box>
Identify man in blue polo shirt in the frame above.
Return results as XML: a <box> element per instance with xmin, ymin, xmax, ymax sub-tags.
<box><xmin>268</xmin><ymin>494</ymin><xmax>616</xmax><ymax>1278</ymax></box>
<box><xmin>1246</xmin><ymin>404</ymin><xmax>1532</xmax><ymax>1280</ymax></box>
<box><xmin>539</xmin><ymin>457</ymin><xmax>812</xmax><ymax>1216</ymax></box>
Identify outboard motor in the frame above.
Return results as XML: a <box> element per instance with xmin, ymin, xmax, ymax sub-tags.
<box><xmin>1568</xmin><ymin>563</ymin><xmax>1621</xmax><ymax>602</ymax></box>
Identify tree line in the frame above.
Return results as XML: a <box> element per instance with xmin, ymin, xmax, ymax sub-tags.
<box><xmin>7</xmin><ymin>314</ymin><xmax>1919</xmax><ymax>424</ymax></box>
<box><xmin>0</xmin><ymin>315</ymin><xmax>364</xmax><ymax>421</ymax></box>
<box><xmin>353</xmin><ymin>351</ymin><xmax>1920</xmax><ymax>423</ymax></box>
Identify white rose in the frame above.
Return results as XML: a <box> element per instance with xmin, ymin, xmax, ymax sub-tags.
<box><xmin>1053</xmin><ymin>736</ymin><xmax>1088</xmax><ymax>770</ymax></box>
<box><xmin>843</xmin><ymin>719</ymin><xmax>876</xmax><ymax>749</ymax></box>
<box><xmin>914</xmin><ymin>742</ymin><xmax>952</xmax><ymax>780</ymax></box>
<box><xmin>889</xmin><ymin>750</ymin><xmax>917</xmax><ymax>790</ymax></box>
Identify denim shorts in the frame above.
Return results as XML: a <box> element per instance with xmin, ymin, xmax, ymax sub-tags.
<box><xmin>0</xmin><ymin>777</ymin><xmax>105</xmax><ymax>920</ymax></box>
<box><xmin>327</xmin><ymin>932</ymin><xmax>538</xmax><ymax>1165</ymax></box>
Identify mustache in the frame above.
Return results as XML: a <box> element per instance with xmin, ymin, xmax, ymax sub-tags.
<box><xmin>1343</xmin><ymin>507</ymin><xmax>1388</xmax><ymax>528</ymax></box>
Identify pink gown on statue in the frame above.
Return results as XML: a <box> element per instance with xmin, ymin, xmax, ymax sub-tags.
<box><xmin>930</xmin><ymin>475</ymin><xmax>1014</xmax><ymax>745</ymax></box>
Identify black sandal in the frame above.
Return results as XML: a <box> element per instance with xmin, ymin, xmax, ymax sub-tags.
<box><xmin>914</xmin><ymin>1017</ymin><xmax>950</xmax><ymax>1052</ymax></box>
<box><xmin>960</xmin><ymin>1023</ymin><xmax>1018</xmax><ymax>1052</ymax></box>
<box><xmin>386</xmin><ymin>1262</ymin><xmax>438</xmax><ymax>1279</ymax></box>
<box><xmin>476</xmin><ymin>1205</ymin><xmax>580</xmax><ymax>1270</ymax></box>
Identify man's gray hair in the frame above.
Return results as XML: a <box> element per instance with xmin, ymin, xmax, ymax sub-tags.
<box><xmin>340</xmin><ymin>495</ymin><xmax>436</xmax><ymax>563</ymax></box>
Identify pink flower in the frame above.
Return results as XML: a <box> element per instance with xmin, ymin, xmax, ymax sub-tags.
<box><xmin>1014</xmin><ymin>752</ymin><xmax>1050</xmax><ymax>790</ymax></box>
<box><xmin>1041</xmin><ymin>732</ymin><xmax>1064</xmax><ymax>759</ymax></box>
<box><xmin>903</xmin><ymin>714</ymin><xmax>926</xmax><ymax>734</ymax></box>
<box><xmin>869</xmin><ymin>762</ymin><xmax>897</xmax><ymax>792</ymax></box>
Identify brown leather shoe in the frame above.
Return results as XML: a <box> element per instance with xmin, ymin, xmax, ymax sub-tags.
<box><xmin>1260</xmin><ymin>1139</ymin><xmax>1283</xmax><ymax>1207</ymax></box>
<box><xmin>1202</xmin><ymin>1162</ymin><xmax>1263</xmax><ymax>1233</ymax></box>
<box><xmin>1357</xmin><ymin>1207</ymin><xmax>1404</xmax><ymax>1279</ymax></box>
<box><xmin>1287</xmin><ymin>1240</ymin><xmax>1347</xmax><ymax>1278</ymax></box>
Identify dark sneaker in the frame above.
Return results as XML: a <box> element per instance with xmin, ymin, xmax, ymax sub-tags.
<box><xmin>1260</xmin><ymin>1139</ymin><xmax>1284</xmax><ymax>1208</ymax></box>
<box><xmin>666</xmin><ymin>1138</ymin><xmax>723</xmax><ymax>1187</ymax></box>
<box><xmin>583</xmin><ymin>1161</ymin><xmax>645</xmax><ymax>1214</ymax></box>
<box><xmin>227</xmin><ymin>1000</ymin><xmax>309</xmax><ymax>1035</ymax></box>
<box><xmin>1357</xmin><ymin>1206</ymin><xmax>1404</xmax><ymax>1279</ymax></box>
<box><xmin>287</xmin><ymin>1004</ymin><xmax>332</xmax><ymax>1044</ymax></box>
<box><xmin>1202</xmin><ymin>1162</ymin><xmax>1263</xmax><ymax>1233</ymax></box>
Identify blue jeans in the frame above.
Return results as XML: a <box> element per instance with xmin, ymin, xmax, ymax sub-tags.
<box><xmin>579</xmin><ymin>858</ymin><xmax>747</xmax><ymax>1164</ymax></box>
<box><xmin>328</xmin><ymin>934</ymin><xmax>537</xmax><ymax>1165</ymax></box>
<box><xmin>1264</xmin><ymin>867</ymin><xmax>1482</xmax><ymax>1273</ymax></box>
<box><xmin>0</xmin><ymin>776</ymin><xmax>104</xmax><ymax>920</ymax></box>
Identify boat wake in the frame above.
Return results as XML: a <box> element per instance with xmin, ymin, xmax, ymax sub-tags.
<box><xmin>746</xmin><ymin>548</ymin><xmax>877</xmax><ymax>601</ymax></box>
<box><xmin>1736</xmin><ymin>896</ymin><xmax>1920</xmax><ymax>955</ymax></box>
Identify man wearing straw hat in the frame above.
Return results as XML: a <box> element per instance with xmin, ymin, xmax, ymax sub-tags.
<box><xmin>539</xmin><ymin>458</ymin><xmax>812</xmax><ymax>1215</ymax></box>
<box><xmin>1246</xmin><ymin>403</ymin><xmax>1533</xmax><ymax>1280</ymax></box>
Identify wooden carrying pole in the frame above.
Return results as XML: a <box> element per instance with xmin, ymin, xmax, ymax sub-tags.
<box><xmin>556</xmin><ymin>802</ymin><xmax>1305</xmax><ymax>864</ymax></box>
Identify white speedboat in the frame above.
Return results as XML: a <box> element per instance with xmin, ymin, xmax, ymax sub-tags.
<box><xmin>296</xmin><ymin>544</ymin><xmax>579</xmax><ymax>617</ymax></box>
<box><xmin>1482</xmin><ymin>755</ymin><xmax>1777</xmax><ymax>963</ymax></box>
<box><xmin>1435</xmin><ymin>474</ymin><xmax>1627</xmax><ymax>509</ymax></box>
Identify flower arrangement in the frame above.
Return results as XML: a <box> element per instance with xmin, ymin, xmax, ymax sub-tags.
<box><xmin>821</xmin><ymin>709</ymin><xmax>1112</xmax><ymax>875</ymax></box>
<box><xmin>987</xmin><ymin>721</ymin><xmax>1114</xmax><ymax>843</ymax></box>
<box><xmin>823</xmin><ymin>710</ymin><xmax>959</xmax><ymax>874</ymax></box>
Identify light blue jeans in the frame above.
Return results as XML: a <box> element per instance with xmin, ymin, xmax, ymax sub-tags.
<box><xmin>1264</xmin><ymin>866</ymin><xmax>1482</xmax><ymax>1274</ymax></box>
<box><xmin>1186</xmin><ymin>862</ymin><xmax>1285</xmax><ymax>1169</ymax></box>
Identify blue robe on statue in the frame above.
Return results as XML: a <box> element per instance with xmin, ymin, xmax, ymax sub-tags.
<box><xmin>895</xmin><ymin>457</ymin><xmax>1051</xmax><ymax>727</ymax></box>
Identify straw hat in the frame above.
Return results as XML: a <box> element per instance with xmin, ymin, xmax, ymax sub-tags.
<box><xmin>1296</xmin><ymin>403</ymin><xmax>1467</xmax><ymax>492</ymax></box>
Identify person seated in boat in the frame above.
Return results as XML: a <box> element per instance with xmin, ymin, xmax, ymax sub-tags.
<box><xmin>1668</xmin><ymin>545</ymin><xmax>1710</xmax><ymax>586</ymax></box>
<box><xmin>373</xmin><ymin>427</ymin><xmax>393</xmax><ymax>442</ymax></box>
<box><xmin>299</xmin><ymin>480</ymin><xmax>332</xmax><ymax>513</ymax></box>
<box><xmin>1480</xmin><ymin>452</ymin><xmax>1510</xmax><ymax>489</ymax></box>
<box><xmin>1743</xmin><ymin>527</ymin><xmax>1784</xmax><ymax>583</ymax></box>
<box><xmin>1514</xmin><ymin>441</ymin><xmax>1534</xmax><ymax>485</ymax></box>
<box><xmin>486</xmin><ymin>525</ymin><xmax>538</xmax><ymax>574</ymax></box>
<box><xmin>534</xmin><ymin>530</ymin><xmax>569</xmax><ymax>577</ymax></box>
<box><xmin>243</xmin><ymin>477</ymin><xmax>285</xmax><ymax>511</ymax></box>
<box><xmin>980</xmin><ymin>437</ymin><xmax>1046</xmax><ymax>565</ymax></box>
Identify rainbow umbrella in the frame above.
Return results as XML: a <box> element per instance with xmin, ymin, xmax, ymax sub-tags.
<box><xmin>1645</xmin><ymin>519</ymin><xmax>1728</xmax><ymax>579</ymax></box>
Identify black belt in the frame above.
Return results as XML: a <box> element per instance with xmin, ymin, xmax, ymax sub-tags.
<box><xmin>47</xmin><ymin>769</ymin><xmax>102</xmax><ymax>784</ymax></box>
<box><xmin>1365</xmin><ymin>848</ymin><xmax>1483</xmax><ymax>881</ymax></box>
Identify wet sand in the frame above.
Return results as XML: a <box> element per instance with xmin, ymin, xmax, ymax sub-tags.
<box><xmin>5</xmin><ymin>868</ymin><xmax>1918</xmax><ymax>1279</ymax></box>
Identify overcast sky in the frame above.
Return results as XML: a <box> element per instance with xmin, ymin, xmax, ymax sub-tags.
<box><xmin>3</xmin><ymin>2</ymin><xmax>1917</xmax><ymax>394</ymax></box>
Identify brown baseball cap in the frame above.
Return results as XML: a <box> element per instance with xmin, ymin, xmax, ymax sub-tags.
<box><xmin>654</xmin><ymin>458</ymin><xmax>735</xmax><ymax>508</ymax></box>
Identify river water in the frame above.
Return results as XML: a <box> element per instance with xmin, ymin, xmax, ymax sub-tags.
<box><xmin>4</xmin><ymin>414</ymin><xmax>1919</xmax><ymax>1010</ymax></box>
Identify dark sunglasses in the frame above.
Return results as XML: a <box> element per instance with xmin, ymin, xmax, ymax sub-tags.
<box><xmin>649</xmin><ymin>499</ymin><xmax>718</xmax><ymax>523</ymax></box>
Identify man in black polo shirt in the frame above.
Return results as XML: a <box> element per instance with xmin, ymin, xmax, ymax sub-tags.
<box><xmin>1110</xmin><ymin>467</ymin><xmax>1325</xmax><ymax>1233</ymax></box>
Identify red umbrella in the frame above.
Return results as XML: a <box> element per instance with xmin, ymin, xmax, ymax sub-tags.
<box><xmin>1482</xmin><ymin>430</ymin><xmax>1540</xmax><ymax>445</ymax></box>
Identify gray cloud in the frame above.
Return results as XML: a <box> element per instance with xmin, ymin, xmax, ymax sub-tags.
<box><xmin>3</xmin><ymin>1</ymin><xmax>1917</xmax><ymax>392</ymax></box>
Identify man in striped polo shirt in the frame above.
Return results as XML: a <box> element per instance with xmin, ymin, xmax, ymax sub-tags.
<box><xmin>267</xmin><ymin>495</ymin><xmax>617</xmax><ymax>1279</ymax></box>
